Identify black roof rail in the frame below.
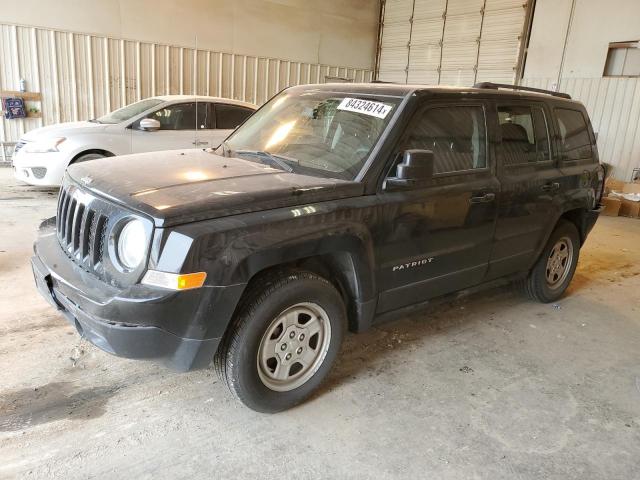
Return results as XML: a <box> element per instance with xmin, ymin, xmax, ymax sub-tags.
<box><xmin>473</xmin><ymin>82</ymin><xmax>571</xmax><ymax>99</ymax></box>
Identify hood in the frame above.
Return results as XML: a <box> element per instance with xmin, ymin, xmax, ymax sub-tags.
<box><xmin>67</xmin><ymin>149</ymin><xmax>363</xmax><ymax>226</ymax></box>
<box><xmin>22</xmin><ymin>121</ymin><xmax>107</xmax><ymax>141</ymax></box>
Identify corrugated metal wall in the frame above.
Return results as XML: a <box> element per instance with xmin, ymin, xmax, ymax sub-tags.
<box><xmin>523</xmin><ymin>77</ymin><xmax>640</xmax><ymax>181</ymax></box>
<box><xmin>0</xmin><ymin>22</ymin><xmax>373</xmax><ymax>147</ymax></box>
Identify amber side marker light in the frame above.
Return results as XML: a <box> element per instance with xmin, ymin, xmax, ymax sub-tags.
<box><xmin>141</xmin><ymin>270</ymin><xmax>207</xmax><ymax>290</ymax></box>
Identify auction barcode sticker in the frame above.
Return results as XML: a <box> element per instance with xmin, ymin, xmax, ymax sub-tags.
<box><xmin>337</xmin><ymin>98</ymin><xmax>393</xmax><ymax>119</ymax></box>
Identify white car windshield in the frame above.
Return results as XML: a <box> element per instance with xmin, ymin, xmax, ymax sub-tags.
<box><xmin>222</xmin><ymin>90</ymin><xmax>401</xmax><ymax>180</ymax></box>
<box><xmin>96</xmin><ymin>98</ymin><xmax>164</xmax><ymax>124</ymax></box>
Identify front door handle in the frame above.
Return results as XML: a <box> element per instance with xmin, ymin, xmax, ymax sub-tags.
<box><xmin>469</xmin><ymin>192</ymin><xmax>496</xmax><ymax>204</ymax></box>
<box><xmin>541</xmin><ymin>182</ymin><xmax>560</xmax><ymax>192</ymax></box>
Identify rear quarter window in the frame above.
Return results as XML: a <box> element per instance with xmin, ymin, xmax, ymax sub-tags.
<box><xmin>555</xmin><ymin>108</ymin><xmax>593</xmax><ymax>162</ymax></box>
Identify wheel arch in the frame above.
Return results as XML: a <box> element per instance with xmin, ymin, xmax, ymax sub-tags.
<box><xmin>229</xmin><ymin>237</ymin><xmax>377</xmax><ymax>334</ymax></box>
<box><xmin>528</xmin><ymin>206</ymin><xmax>590</xmax><ymax>272</ymax></box>
<box><xmin>559</xmin><ymin>207</ymin><xmax>590</xmax><ymax>244</ymax></box>
<box><xmin>69</xmin><ymin>149</ymin><xmax>115</xmax><ymax>164</ymax></box>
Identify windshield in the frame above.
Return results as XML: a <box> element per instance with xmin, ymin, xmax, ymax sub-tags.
<box><xmin>96</xmin><ymin>98</ymin><xmax>164</xmax><ymax>124</ymax></box>
<box><xmin>222</xmin><ymin>90</ymin><xmax>402</xmax><ymax>180</ymax></box>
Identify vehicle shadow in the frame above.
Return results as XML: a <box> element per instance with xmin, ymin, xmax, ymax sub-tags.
<box><xmin>0</xmin><ymin>180</ymin><xmax>59</xmax><ymax>200</ymax></box>
<box><xmin>321</xmin><ymin>283</ymin><xmax>523</xmax><ymax>394</ymax></box>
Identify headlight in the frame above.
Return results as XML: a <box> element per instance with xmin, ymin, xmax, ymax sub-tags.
<box><xmin>24</xmin><ymin>137</ymin><xmax>66</xmax><ymax>153</ymax></box>
<box><xmin>117</xmin><ymin>219</ymin><xmax>147</xmax><ymax>270</ymax></box>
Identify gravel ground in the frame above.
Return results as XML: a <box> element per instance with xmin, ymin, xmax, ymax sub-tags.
<box><xmin>1</xmin><ymin>167</ymin><xmax>639</xmax><ymax>479</ymax></box>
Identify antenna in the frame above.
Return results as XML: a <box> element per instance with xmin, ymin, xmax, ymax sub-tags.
<box><xmin>194</xmin><ymin>34</ymin><xmax>198</xmax><ymax>147</ymax></box>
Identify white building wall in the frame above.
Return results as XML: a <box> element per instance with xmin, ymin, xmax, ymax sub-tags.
<box><xmin>523</xmin><ymin>0</ymin><xmax>640</xmax><ymax>180</ymax></box>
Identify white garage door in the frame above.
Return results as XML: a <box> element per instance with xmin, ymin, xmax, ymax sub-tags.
<box><xmin>377</xmin><ymin>0</ymin><xmax>529</xmax><ymax>85</ymax></box>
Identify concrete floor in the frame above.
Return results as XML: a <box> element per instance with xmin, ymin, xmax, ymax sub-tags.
<box><xmin>1</xmin><ymin>166</ymin><xmax>639</xmax><ymax>479</ymax></box>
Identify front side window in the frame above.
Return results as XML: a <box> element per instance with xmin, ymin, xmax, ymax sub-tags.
<box><xmin>223</xmin><ymin>90</ymin><xmax>402</xmax><ymax>180</ymax></box>
<box><xmin>141</xmin><ymin>102</ymin><xmax>209</xmax><ymax>130</ymax></box>
<box><xmin>498</xmin><ymin>105</ymin><xmax>551</xmax><ymax>165</ymax></box>
<box><xmin>96</xmin><ymin>98</ymin><xmax>164</xmax><ymax>124</ymax></box>
<box><xmin>555</xmin><ymin>108</ymin><xmax>592</xmax><ymax>161</ymax></box>
<box><xmin>404</xmin><ymin>106</ymin><xmax>487</xmax><ymax>174</ymax></box>
<box><xmin>215</xmin><ymin>104</ymin><xmax>254</xmax><ymax>129</ymax></box>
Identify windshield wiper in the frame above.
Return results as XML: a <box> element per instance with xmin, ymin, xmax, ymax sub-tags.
<box><xmin>88</xmin><ymin>118</ymin><xmax>101</xmax><ymax>123</ymax></box>
<box><xmin>234</xmin><ymin>150</ymin><xmax>294</xmax><ymax>173</ymax></box>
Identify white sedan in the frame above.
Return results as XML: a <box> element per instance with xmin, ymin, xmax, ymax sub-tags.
<box><xmin>12</xmin><ymin>95</ymin><xmax>256</xmax><ymax>187</ymax></box>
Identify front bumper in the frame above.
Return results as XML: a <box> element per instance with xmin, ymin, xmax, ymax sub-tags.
<box><xmin>13</xmin><ymin>150</ymin><xmax>70</xmax><ymax>187</ymax></box>
<box><xmin>32</xmin><ymin>219</ymin><xmax>244</xmax><ymax>371</ymax></box>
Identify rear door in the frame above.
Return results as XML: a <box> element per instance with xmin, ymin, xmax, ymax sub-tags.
<box><xmin>204</xmin><ymin>103</ymin><xmax>255</xmax><ymax>148</ymax></box>
<box><xmin>373</xmin><ymin>99</ymin><xmax>500</xmax><ymax>314</ymax></box>
<box><xmin>486</xmin><ymin>100</ymin><xmax>564</xmax><ymax>280</ymax></box>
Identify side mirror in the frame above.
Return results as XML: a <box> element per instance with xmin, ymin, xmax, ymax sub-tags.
<box><xmin>385</xmin><ymin>149</ymin><xmax>434</xmax><ymax>189</ymax></box>
<box><xmin>139</xmin><ymin>118</ymin><xmax>161</xmax><ymax>132</ymax></box>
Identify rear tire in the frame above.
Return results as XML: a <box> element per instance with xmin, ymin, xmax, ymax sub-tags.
<box><xmin>214</xmin><ymin>270</ymin><xmax>346</xmax><ymax>413</ymax></box>
<box><xmin>523</xmin><ymin>219</ymin><xmax>580</xmax><ymax>303</ymax></box>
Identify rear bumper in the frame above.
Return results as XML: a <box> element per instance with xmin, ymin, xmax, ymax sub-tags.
<box><xmin>583</xmin><ymin>204</ymin><xmax>604</xmax><ymax>241</ymax></box>
<box><xmin>32</xmin><ymin>219</ymin><xmax>244</xmax><ymax>371</ymax></box>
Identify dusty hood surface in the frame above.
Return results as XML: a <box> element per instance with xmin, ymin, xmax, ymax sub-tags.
<box><xmin>67</xmin><ymin>149</ymin><xmax>363</xmax><ymax>226</ymax></box>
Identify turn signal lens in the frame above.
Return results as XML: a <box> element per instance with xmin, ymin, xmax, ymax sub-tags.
<box><xmin>177</xmin><ymin>272</ymin><xmax>207</xmax><ymax>290</ymax></box>
<box><xmin>141</xmin><ymin>270</ymin><xmax>207</xmax><ymax>290</ymax></box>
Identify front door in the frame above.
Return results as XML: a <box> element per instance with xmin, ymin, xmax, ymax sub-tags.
<box><xmin>374</xmin><ymin>101</ymin><xmax>499</xmax><ymax>314</ymax></box>
<box><xmin>130</xmin><ymin>102</ymin><xmax>210</xmax><ymax>153</ymax></box>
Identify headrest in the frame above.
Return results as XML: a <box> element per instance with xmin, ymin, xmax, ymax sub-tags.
<box><xmin>501</xmin><ymin>123</ymin><xmax>529</xmax><ymax>142</ymax></box>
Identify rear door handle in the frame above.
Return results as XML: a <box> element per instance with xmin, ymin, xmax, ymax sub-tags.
<box><xmin>469</xmin><ymin>192</ymin><xmax>496</xmax><ymax>204</ymax></box>
<box><xmin>541</xmin><ymin>182</ymin><xmax>560</xmax><ymax>192</ymax></box>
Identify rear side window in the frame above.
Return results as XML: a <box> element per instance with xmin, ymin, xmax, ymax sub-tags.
<box><xmin>404</xmin><ymin>106</ymin><xmax>487</xmax><ymax>174</ymax></box>
<box><xmin>498</xmin><ymin>105</ymin><xmax>551</xmax><ymax>165</ymax></box>
<box><xmin>216</xmin><ymin>104</ymin><xmax>254</xmax><ymax>129</ymax></box>
<box><xmin>555</xmin><ymin>108</ymin><xmax>592</xmax><ymax>161</ymax></box>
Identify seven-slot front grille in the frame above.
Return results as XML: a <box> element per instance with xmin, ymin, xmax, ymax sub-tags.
<box><xmin>55</xmin><ymin>177</ymin><xmax>151</xmax><ymax>287</ymax></box>
<box><xmin>56</xmin><ymin>183</ymin><xmax>108</xmax><ymax>271</ymax></box>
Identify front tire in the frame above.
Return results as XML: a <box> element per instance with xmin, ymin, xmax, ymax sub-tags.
<box><xmin>215</xmin><ymin>270</ymin><xmax>346</xmax><ymax>413</ymax></box>
<box><xmin>523</xmin><ymin>219</ymin><xmax>580</xmax><ymax>303</ymax></box>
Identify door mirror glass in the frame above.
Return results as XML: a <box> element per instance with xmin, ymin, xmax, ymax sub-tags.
<box><xmin>385</xmin><ymin>149</ymin><xmax>434</xmax><ymax>189</ymax></box>
<box><xmin>139</xmin><ymin>118</ymin><xmax>161</xmax><ymax>132</ymax></box>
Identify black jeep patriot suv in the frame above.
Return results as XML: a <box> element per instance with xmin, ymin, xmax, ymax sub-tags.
<box><xmin>32</xmin><ymin>82</ymin><xmax>604</xmax><ymax>412</ymax></box>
